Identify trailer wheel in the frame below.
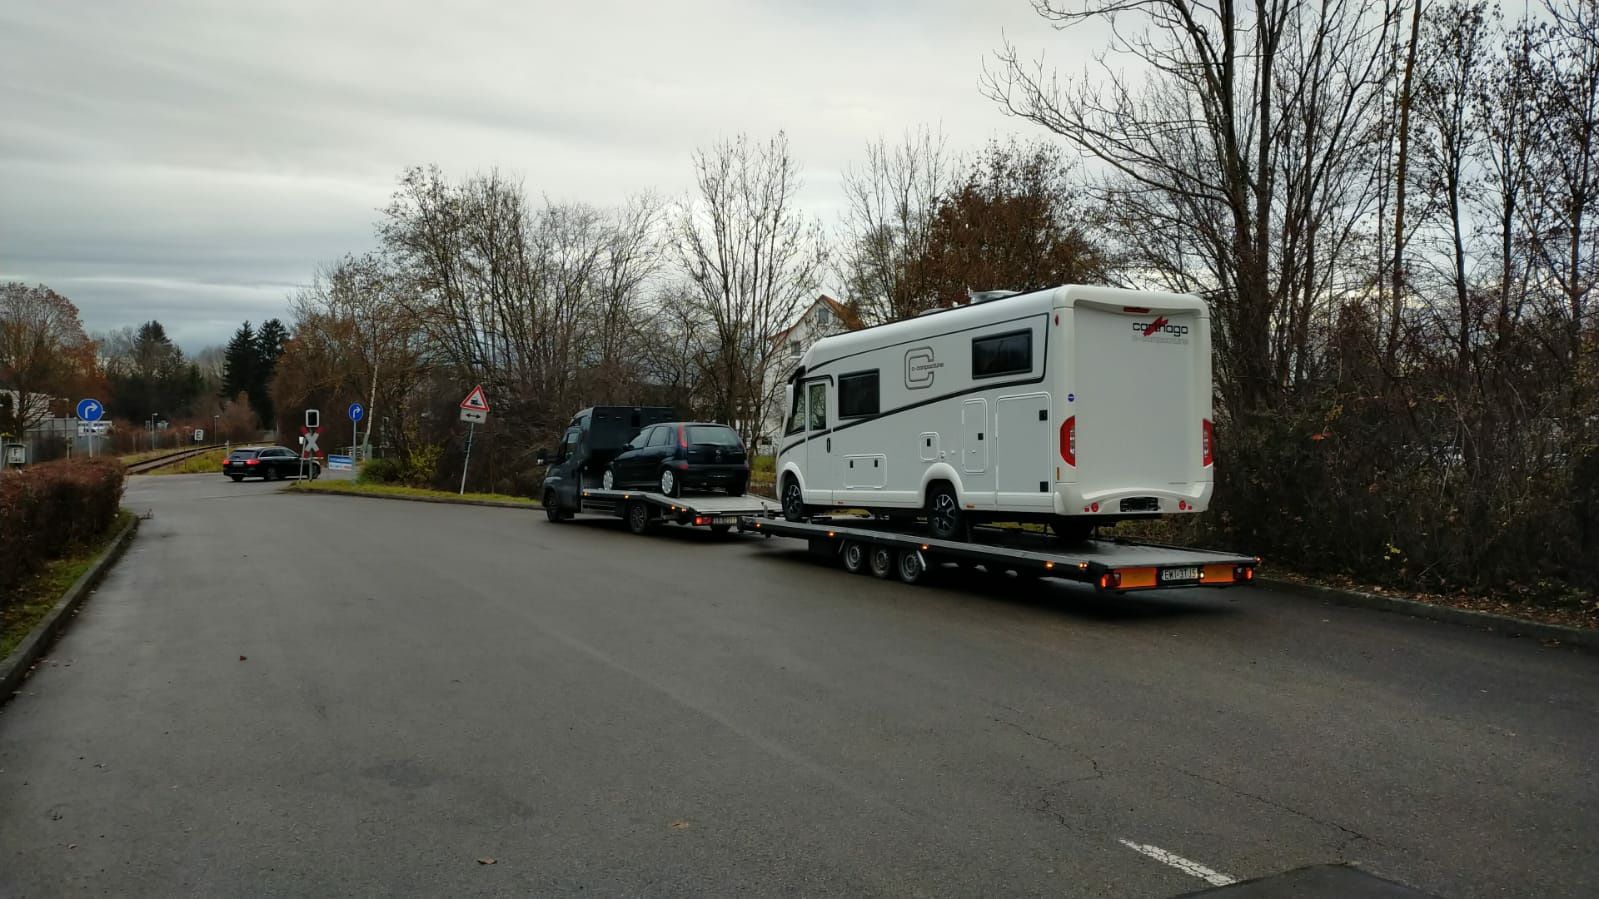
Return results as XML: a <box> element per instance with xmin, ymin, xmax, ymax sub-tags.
<box><xmin>841</xmin><ymin>541</ymin><xmax>867</xmax><ymax>574</ymax></box>
<box><xmin>868</xmin><ymin>545</ymin><xmax>894</xmax><ymax>578</ymax></box>
<box><xmin>626</xmin><ymin>501</ymin><xmax>653</xmax><ymax>535</ymax></box>
<box><xmin>896</xmin><ymin>549</ymin><xmax>927</xmax><ymax>584</ymax></box>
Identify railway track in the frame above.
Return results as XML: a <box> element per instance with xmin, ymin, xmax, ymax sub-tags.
<box><xmin>125</xmin><ymin>444</ymin><xmax>225</xmax><ymax>474</ymax></box>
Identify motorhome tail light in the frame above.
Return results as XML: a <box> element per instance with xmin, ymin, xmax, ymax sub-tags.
<box><xmin>1202</xmin><ymin>419</ymin><xmax>1214</xmax><ymax>467</ymax></box>
<box><xmin>1059</xmin><ymin>416</ymin><xmax>1076</xmax><ymax>465</ymax></box>
<box><xmin>1123</xmin><ymin>306</ymin><xmax>1150</xmax><ymax>314</ymax></box>
<box><xmin>1091</xmin><ymin>502</ymin><xmax>1099</xmax><ymax>513</ymax></box>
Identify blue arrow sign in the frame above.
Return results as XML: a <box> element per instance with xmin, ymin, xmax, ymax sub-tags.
<box><xmin>348</xmin><ymin>402</ymin><xmax>364</xmax><ymax>422</ymax></box>
<box><xmin>76</xmin><ymin>398</ymin><xmax>104</xmax><ymax>422</ymax></box>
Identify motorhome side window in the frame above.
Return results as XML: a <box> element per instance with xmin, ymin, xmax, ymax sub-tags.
<box><xmin>806</xmin><ymin>382</ymin><xmax>827</xmax><ymax>430</ymax></box>
<box><xmin>786</xmin><ymin>388</ymin><xmax>805</xmax><ymax>435</ymax></box>
<box><xmin>838</xmin><ymin>371</ymin><xmax>880</xmax><ymax>419</ymax></box>
<box><xmin>972</xmin><ymin>330</ymin><xmax>1032</xmax><ymax>378</ymax></box>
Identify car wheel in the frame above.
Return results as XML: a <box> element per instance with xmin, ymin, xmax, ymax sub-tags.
<box><xmin>896</xmin><ymin>549</ymin><xmax>927</xmax><ymax>584</ymax></box>
<box><xmin>544</xmin><ymin>490</ymin><xmax>566</xmax><ymax>523</ymax></box>
<box><xmin>782</xmin><ymin>477</ymin><xmax>806</xmax><ymax>522</ymax></box>
<box><xmin>659</xmin><ymin>468</ymin><xmax>679</xmax><ymax>497</ymax></box>
<box><xmin>229</xmin><ymin>475</ymin><xmax>243</xmax><ymax>482</ymax></box>
<box><xmin>868</xmin><ymin>545</ymin><xmax>894</xmax><ymax>578</ymax></box>
<box><xmin>841</xmin><ymin>541</ymin><xmax>867</xmax><ymax>574</ymax></box>
<box><xmin>626</xmin><ymin>501</ymin><xmax>653</xmax><ymax>535</ymax></box>
<box><xmin>266</xmin><ymin>467</ymin><xmax>279</xmax><ymax>482</ymax></box>
<box><xmin>310</xmin><ymin>464</ymin><xmax>321</xmax><ymax>480</ymax></box>
<box><xmin>926</xmin><ymin>484</ymin><xmax>965</xmax><ymax>542</ymax></box>
<box><xmin>601</xmin><ymin>468</ymin><xmax>615</xmax><ymax>490</ymax></box>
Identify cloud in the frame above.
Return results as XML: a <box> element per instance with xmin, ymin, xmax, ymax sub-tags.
<box><xmin>1</xmin><ymin>0</ymin><xmax>1081</xmax><ymax>349</ymax></box>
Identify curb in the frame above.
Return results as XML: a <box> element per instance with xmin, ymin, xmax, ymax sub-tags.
<box><xmin>283</xmin><ymin>485</ymin><xmax>539</xmax><ymax>511</ymax></box>
<box><xmin>1261</xmin><ymin>575</ymin><xmax>1598</xmax><ymax>650</ymax></box>
<box><xmin>1</xmin><ymin>515</ymin><xmax>141</xmax><ymax>703</ymax></box>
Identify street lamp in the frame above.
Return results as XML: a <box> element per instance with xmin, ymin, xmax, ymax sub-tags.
<box><xmin>213</xmin><ymin>414</ymin><xmax>220</xmax><ymax>446</ymax></box>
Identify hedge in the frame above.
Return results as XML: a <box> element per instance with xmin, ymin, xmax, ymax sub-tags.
<box><xmin>0</xmin><ymin>459</ymin><xmax>126</xmax><ymax>610</ymax></box>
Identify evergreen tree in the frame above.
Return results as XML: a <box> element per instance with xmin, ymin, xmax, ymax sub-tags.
<box><xmin>253</xmin><ymin>318</ymin><xmax>289</xmax><ymax>422</ymax></box>
<box><xmin>222</xmin><ymin>321</ymin><xmax>256</xmax><ymax>408</ymax></box>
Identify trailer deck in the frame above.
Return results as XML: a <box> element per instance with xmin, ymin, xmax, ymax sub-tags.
<box><xmin>740</xmin><ymin>514</ymin><xmax>1259</xmax><ymax>591</ymax></box>
<box><xmin>570</xmin><ymin>488</ymin><xmax>777</xmax><ymax>534</ymax></box>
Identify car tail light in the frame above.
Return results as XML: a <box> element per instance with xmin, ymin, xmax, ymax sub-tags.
<box><xmin>1059</xmin><ymin>416</ymin><xmax>1076</xmax><ymax>465</ymax></box>
<box><xmin>245</xmin><ymin>459</ymin><xmax>259</xmax><ymax>466</ymax></box>
<box><xmin>678</xmin><ymin>425</ymin><xmax>687</xmax><ymax>448</ymax></box>
<box><xmin>1202</xmin><ymin>419</ymin><xmax>1214</xmax><ymax>467</ymax></box>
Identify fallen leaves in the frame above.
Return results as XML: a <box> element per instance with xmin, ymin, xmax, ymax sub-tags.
<box><xmin>476</xmin><ymin>857</ymin><xmax>496</xmax><ymax>865</ymax></box>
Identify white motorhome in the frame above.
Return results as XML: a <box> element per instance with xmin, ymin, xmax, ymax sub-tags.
<box><xmin>775</xmin><ymin>284</ymin><xmax>1215</xmax><ymax>541</ymax></box>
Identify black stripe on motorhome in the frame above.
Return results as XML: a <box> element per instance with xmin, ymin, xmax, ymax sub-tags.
<box><xmin>777</xmin><ymin>312</ymin><xmax>1051</xmax><ymax>458</ymax></box>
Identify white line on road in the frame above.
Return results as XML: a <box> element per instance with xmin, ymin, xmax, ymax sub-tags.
<box><xmin>1118</xmin><ymin>839</ymin><xmax>1237</xmax><ymax>887</ymax></box>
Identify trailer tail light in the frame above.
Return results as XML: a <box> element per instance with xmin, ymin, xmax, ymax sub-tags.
<box><xmin>1202</xmin><ymin>419</ymin><xmax>1214</xmax><ymax>467</ymax></box>
<box><xmin>1060</xmin><ymin>416</ymin><xmax>1076</xmax><ymax>465</ymax></box>
<box><xmin>694</xmin><ymin>516</ymin><xmax>709</xmax><ymax>526</ymax></box>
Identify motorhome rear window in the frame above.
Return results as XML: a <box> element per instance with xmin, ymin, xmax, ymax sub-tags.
<box><xmin>972</xmin><ymin>330</ymin><xmax>1032</xmax><ymax>378</ymax></box>
<box><xmin>838</xmin><ymin>371</ymin><xmax>880</xmax><ymax>418</ymax></box>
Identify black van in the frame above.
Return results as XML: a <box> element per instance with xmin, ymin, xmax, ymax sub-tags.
<box><xmin>540</xmin><ymin>406</ymin><xmax>675</xmax><ymax>515</ymax></box>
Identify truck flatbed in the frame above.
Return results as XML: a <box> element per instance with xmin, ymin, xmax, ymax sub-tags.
<box><xmin>567</xmin><ymin>488</ymin><xmax>777</xmax><ymax>534</ymax></box>
<box><xmin>740</xmin><ymin>514</ymin><xmax>1258</xmax><ymax>592</ymax></box>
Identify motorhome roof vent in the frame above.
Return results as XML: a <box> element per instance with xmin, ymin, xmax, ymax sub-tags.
<box><xmin>967</xmin><ymin>288</ymin><xmax>1021</xmax><ymax>304</ymax></box>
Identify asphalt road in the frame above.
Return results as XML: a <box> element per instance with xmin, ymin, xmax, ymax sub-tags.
<box><xmin>2</xmin><ymin>476</ymin><xmax>1595</xmax><ymax>897</ymax></box>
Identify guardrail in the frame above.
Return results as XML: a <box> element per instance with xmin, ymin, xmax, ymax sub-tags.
<box><xmin>125</xmin><ymin>444</ymin><xmax>225</xmax><ymax>474</ymax></box>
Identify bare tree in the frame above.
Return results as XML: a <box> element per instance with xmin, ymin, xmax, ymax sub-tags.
<box><xmin>983</xmin><ymin>0</ymin><xmax>1400</xmax><ymax>414</ymax></box>
<box><xmin>675</xmin><ymin>132</ymin><xmax>827</xmax><ymax>440</ymax></box>
<box><xmin>0</xmin><ymin>282</ymin><xmax>92</xmax><ymax>436</ymax></box>
<box><xmin>839</xmin><ymin>126</ymin><xmax>957</xmax><ymax>324</ymax></box>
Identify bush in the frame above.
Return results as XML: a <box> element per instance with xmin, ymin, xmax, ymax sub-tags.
<box><xmin>0</xmin><ymin>459</ymin><xmax>126</xmax><ymax>611</ymax></box>
<box><xmin>357</xmin><ymin>457</ymin><xmax>403</xmax><ymax>485</ymax></box>
<box><xmin>404</xmin><ymin>444</ymin><xmax>443</xmax><ymax>487</ymax></box>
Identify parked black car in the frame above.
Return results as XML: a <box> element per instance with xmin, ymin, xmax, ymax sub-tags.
<box><xmin>223</xmin><ymin>446</ymin><xmax>320</xmax><ymax>481</ymax></box>
<box><xmin>602</xmin><ymin>422</ymin><xmax>749</xmax><ymax>496</ymax></box>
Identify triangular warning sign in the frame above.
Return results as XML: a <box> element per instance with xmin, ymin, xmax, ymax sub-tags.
<box><xmin>460</xmin><ymin>384</ymin><xmax>490</xmax><ymax>412</ymax></box>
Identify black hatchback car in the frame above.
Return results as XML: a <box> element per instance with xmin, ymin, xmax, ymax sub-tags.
<box><xmin>602</xmin><ymin>422</ymin><xmax>749</xmax><ymax>496</ymax></box>
<box><xmin>223</xmin><ymin>446</ymin><xmax>320</xmax><ymax>481</ymax></box>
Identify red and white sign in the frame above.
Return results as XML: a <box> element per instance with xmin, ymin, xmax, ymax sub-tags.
<box><xmin>460</xmin><ymin>384</ymin><xmax>490</xmax><ymax>412</ymax></box>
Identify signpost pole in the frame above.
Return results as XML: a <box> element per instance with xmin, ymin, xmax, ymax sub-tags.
<box><xmin>460</xmin><ymin>422</ymin><xmax>475</xmax><ymax>495</ymax></box>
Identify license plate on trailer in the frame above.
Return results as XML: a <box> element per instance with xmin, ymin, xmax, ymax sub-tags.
<box><xmin>712</xmin><ymin>516</ymin><xmax>737</xmax><ymax>526</ymax></box>
<box><xmin>1161</xmin><ymin>567</ymin><xmax>1200</xmax><ymax>583</ymax></box>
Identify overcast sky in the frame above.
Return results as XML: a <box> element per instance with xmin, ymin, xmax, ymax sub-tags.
<box><xmin>1</xmin><ymin>0</ymin><xmax>1096</xmax><ymax>351</ymax></box>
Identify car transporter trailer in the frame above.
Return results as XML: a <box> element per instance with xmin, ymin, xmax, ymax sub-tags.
<box><xmin>740</xmin><ymin>514</ymin><xmax>1259</xmax><ymax>593</ymax></box>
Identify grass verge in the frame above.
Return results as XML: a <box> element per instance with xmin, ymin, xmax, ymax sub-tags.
<box><xmin>1</xmin><ymin>509</ymin><xmax>135</xmax><ymax>659</ymax></box>
<box><xmin>289</xmin><ymin>479</ymin><xmax>539</xmax><ymax>506</ymax></box>
<box><xmin>149</xmin><ymin>449</ymin><xmax>228</xmax><ymax>475</ymax></box>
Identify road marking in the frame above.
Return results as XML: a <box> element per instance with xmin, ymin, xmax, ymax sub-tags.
<box><xmin>1118</xmin><ymin>839</ymin><xmax>1236</xmax><ymax>887</ymax></box>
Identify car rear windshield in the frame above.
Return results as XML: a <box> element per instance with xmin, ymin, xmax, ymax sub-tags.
<box><xmin>228</xmin><ymin>450</ymin><xmax>259</xmax><ymax>459</ymax></box>
<box><xmin>686</xmin><ymin>426</ymin><xmax>741</xmax><ymax>447</ymax></box>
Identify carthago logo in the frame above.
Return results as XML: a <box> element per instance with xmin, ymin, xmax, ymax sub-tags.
<box><xmin>1133</xmin><ymin>317</ymin><xmax>1189</xmax><ymax>339</ymax></box>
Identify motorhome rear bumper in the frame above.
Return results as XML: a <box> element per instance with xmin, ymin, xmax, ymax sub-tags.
<box><xmin>1053</xmin><ymin>482</ymin><xmax>1214</xmax><ymax>516</ymax></box>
